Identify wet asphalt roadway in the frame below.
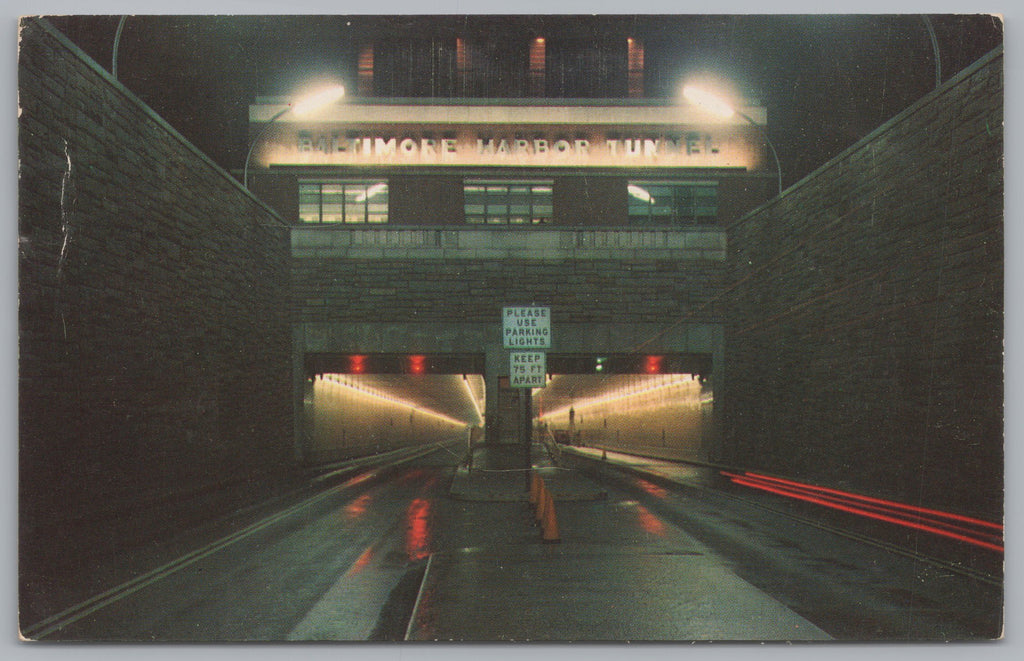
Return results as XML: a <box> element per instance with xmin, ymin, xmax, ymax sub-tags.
<box><xmin>25</xmin><ymin>442</ymin><xmax>1003</xmax><ymax>642</ymax></box>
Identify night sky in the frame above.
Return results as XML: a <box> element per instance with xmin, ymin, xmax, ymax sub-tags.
<box><xmin>40</xmin><ymin>14</ymin><xmax>1003</xmax><ymax>189</ymax></box>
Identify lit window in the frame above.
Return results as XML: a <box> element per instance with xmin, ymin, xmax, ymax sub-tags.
<box><xmin>464</xmin><ymin>180</ymin><xmax>553</xmax><ymax>225</ymax></box>
<box><xmin>299</xmin><ymin>180</ymin><xmax>389</xmax><ymax>224</ymax></box>
<box><xmin>627</xmin><ymin>181</ymin><xmax>717</xmax><ymax>224</ymax></box>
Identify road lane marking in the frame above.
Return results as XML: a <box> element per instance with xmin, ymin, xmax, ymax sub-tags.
<box><xmin>23</xmin><ymin>443</ymin><xmax>451</xmax><ymax>640</ymax></box>
<box><xmin>286</xmin><ymin>540</ymin><xmax>406</xmax><ymax>640</ymax></box>
<box><xmin>404</xmin><ymin>553</ymin><xmax>435</xmax><ymax>641</ymax></box>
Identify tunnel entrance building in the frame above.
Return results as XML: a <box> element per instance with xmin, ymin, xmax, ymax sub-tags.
<box><xmin>259</xmin><ymin>24</ymin><xmax>773</xmax><ymax>466</ymax></box>
<box><xmin>294</xmin><ymin>320</ymin><xmax>725</xmax><ymax>458</ymax></box>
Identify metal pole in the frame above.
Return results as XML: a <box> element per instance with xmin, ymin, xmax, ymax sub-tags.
<box><xmin>243</xmin><ymin>106</ymin><xmax>290</xmax><ymax>189</ymax></box>
<box><xmin>112</xmin><ymin>16</ymin><xmax>127</xmax><ymax>80</ymax></box>
<box><xmin>921</xmin><ymin>15</ymin><xmax>942</xmax><ymax>90</ymax></box>
<box><xmin>523</xmin><ymin>388</ymin><xmax>533</xmax><ymax>489</ymax></box>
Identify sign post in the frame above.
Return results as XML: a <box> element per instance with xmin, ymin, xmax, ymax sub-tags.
<box><xmin>503</xmin><ymin>306</ymin><xmax>551</xmax><ymax>485</ymax></box>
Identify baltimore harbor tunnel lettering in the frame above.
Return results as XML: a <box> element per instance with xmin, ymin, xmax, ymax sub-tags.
<box><xmin>296</xmin><ymin>132</ymin><xmax>720</xmax><ymax>162</ymax></box>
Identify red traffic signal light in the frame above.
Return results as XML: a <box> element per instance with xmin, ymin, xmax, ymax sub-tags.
<box><xmin>408</xmin><ymin>354</ymin><xmax>426</xmax><ymax>374</ymax></box>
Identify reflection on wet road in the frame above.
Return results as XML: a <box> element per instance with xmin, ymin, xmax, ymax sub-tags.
<box><xmin>36</xmin><ymin>452</ymin><xmax>453</xmax><ymax>641</ymax></box>
<box><xmin>27</xmin><ymin>442</ymin><xmax>1003</xmax><ymax>642</ymax></box>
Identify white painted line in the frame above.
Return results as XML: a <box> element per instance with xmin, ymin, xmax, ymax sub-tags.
<box><xmin>403</xmin><ymin>553</ymin><xmax>435</xmax><ymax>641</ymax></box>
<box><xmin>286</xmin><ymin>541</ymin><xmax>407</xmax><ymax>641</ymax></box>
<box><xmin>24</xmin><ymin>441</ymin><xmax>453</xmax><ymax>639</ymax></box>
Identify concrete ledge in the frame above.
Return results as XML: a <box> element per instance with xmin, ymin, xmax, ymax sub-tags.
<box><xmin>292</xmin><ymin>226</ymin><xmax>727</xmax><ymax>261</ymax></box>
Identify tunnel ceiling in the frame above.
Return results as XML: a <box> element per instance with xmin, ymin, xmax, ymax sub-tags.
<box><xmin>318</xmin><ymin>374</ymin><xmax>485</xmax><ymax>426</ymax></box>
<box><xmin>534</xmin><ymin>373</ymin><xmax>704</xmax><ymax>419</ymax></box>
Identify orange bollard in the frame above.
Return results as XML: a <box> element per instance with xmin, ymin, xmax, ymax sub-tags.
<box><xmin>529</xmin><ymin>471</ymin><xmax>539</xmax><ymax>509</ymax></box>
<box><xmin>535</xmin><ymin>480</ymin><xmax>548</xmax><ymax>524</ymax></box>
<box><xmin>541</xmin><ymin>490</ymin><xmax>561</xmax><ymax>544</ymax></box>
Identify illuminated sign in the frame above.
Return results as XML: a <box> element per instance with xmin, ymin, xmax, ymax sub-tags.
<box><xmin>503</xmin><ymin>306</ymin><xmax>551</xmax><ymax>349</ymax></box>
<box><xmin>297</xmin><ymin>134</ymin><xmax>718</xmax><ymax>159</ymax></box>
<box><xmin>261</xmin><ymin>129</ymin><xmax>758</xmax><ymax>169</ymax></box>
<box><xmin>251</xmin><ymin>101</ymin><xmax>767</xmax><ymax>169</ymax></box>
<box><xmin>510</xmin><ymin>352</ymin><xmax>547</xmax><ymax>388</ymax></box>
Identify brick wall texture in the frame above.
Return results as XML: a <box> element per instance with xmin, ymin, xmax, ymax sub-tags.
<box><xmin>722</xmin><ymin>50</ymin><xmax>1003</xmax><ymax>521</ymax></box>
<box><xmin>18</xmin><ymin>18</ymin><xmax>294</xmax><ymax>603</ymax></box>
<box><xmin>293</xmin><ymin>258</ymin><xmax>726</xmax><ymax>325</ymax></box>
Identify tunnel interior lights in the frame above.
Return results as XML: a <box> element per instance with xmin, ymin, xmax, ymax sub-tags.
<box><xmin>319</xmin><ymin>373</ymin><xmax>471</xmax><ymax>427</ymax></box>
<box><xmin>536</xmin><ymin>375</ymin><xmax>701</xmax><ymax>421</ymax></box>
<box><xmin>461</xmin><ymin>375</ymin><xmax>485</xmax><ymax>426</ymax></box>
<box><xmin>721</xmin><ymin>471</ymin><xmax>1004</xmax><ymax>553</ymax></box>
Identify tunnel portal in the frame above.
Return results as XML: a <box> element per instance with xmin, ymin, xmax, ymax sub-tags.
<box><xmin>302</xmin><ymin>352</ymin><xmax>714</xmax><ymax>464</ymax></box>
<box><xmin>535</xmin><ymin>358</ymin><xmax>713</xmax><ymax>463</ymax></box>
<box><xmin>303</xmin><ymin>353</ymin><xmax>487</xmax><ymax>463</ymax></box>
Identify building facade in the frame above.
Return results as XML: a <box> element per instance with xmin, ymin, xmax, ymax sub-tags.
<box><xmin>246</xmin><ymin>24</ymin><xmax>777</xmax><ymax>459</ymax></box>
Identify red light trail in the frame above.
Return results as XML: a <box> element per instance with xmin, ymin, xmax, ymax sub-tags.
<box><xmin>721</xmin><ymin>471</ymin><xmax>1003</xmax><ymax>553</ymax></box>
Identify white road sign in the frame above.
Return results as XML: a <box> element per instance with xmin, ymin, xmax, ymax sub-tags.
<box><xmin>510</xmin><ymin>351</ymin><xmax>547</xmax><ymax>388</ymax></box>
<box><xmin>503</xmin><ymin>306</ymin><xmax>551</xmax><ymax>349</ymax></box>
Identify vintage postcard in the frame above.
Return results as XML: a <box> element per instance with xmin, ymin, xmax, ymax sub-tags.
<box><xmin>17</xmin><ymin>13</ymin><xmax>1004</xmax><ymax>643</ymax></box>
